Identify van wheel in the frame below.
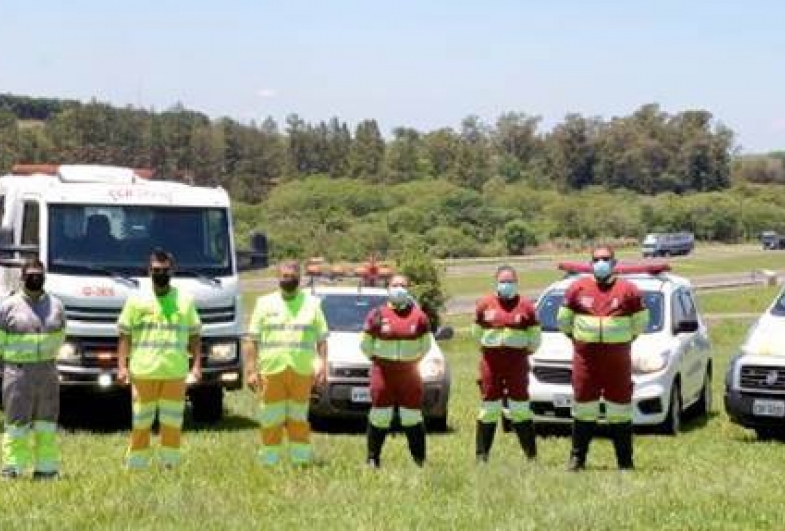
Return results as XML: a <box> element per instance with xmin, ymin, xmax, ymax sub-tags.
<box><xmin>658</xmin><ymin>380</ymin><xmax>681</xmax><ymax>435</ymax></box>
<box><xmin>754</xmin><ymin>427</ymin><xmax>781</xmax><ymax>440</ymax></box>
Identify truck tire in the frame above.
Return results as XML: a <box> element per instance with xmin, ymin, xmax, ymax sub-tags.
<box><xmin>190</xmin><ymin>386</ymin><xmax>224</xmax><ymax>424</ymax></box>
<box><xmin>692</xmin><ymin>368</ymin><xmax>712</xmax><ymax>418</ymax></box>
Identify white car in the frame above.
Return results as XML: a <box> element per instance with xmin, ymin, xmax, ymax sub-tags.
<box><xmin>529</xmin><ymin>264</ymin><xmax>712</xmax><ymax>433</ymax></box>
<box><xmin>725</xmin><ymin>287</ymin><xmax>785</xmax><ymax>438</ymax></box>
<box><xmin>308</xmin><ymin>285</ymin><xmax>452</xmax><ymax>430</ymax></box>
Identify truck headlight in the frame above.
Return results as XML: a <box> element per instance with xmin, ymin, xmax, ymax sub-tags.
<box><xmin>633</xmin><ymin>350</ymin><xmax>669</xmax><ymax>374</ymax></box>
<box><xmin>208</xmin><ymin>342</ymin><xmax>237</xmax><ymax>362</ymax></box>
<box><xmin>57</xmin><ymin>342</ymin><xmax>79</xmax><ymax>362</ymax></box>
<box><xmin>419</xmin><ymin>357</ymin><xmax>445</xmax><ymax>380</ymax></box>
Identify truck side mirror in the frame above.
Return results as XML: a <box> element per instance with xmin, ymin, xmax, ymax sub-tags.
<box><xmin>675</xmin><ymin>319</ymin><xmax>699</xmax><ymax>334</ymax></box>
<box><xmin>237</xmin><ymin>231</ymin><xmax>268</xmax><ymax>271</ymax></box>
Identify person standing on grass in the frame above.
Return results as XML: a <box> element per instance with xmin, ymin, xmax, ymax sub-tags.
<box><xmin>360</xmin><ymin>274</ymin><xmax>431</xmax><ymax>468</ymax></box>
<box><xmin>557</xmin><ymin>245</ymin><xmax>648</xmax><ymax>471</ymax></box>
<box><xmin>472</xmin><ymin>265</ymin><xmax>541</xmax><ymax>463</ymax></box>
<box><xmin>0</xmin><ymin>258</ymin><xmax>66</xmax><ymax>480</ymax></box>
<box><xmin>244</xmin><ymin>260</ymin><xmax>328</xmax><ymax>466</ymax></box>
<box><xmin>117</xmin><ymin>249</ymin><xmax>202</xmax><ymax>470</ymax></box>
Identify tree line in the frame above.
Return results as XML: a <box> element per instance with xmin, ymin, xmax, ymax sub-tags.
<box><xmin>0</xmin><ymin>94</ymin><xmax>735</xmax><ymax>201</ymax></box>
<box><xmin>3</xmin><ymin>93</ymin><xmax>784</xmax><ymax>261</ymax></box>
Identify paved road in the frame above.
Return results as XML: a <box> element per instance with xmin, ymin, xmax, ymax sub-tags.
<box><xmin>241</xmin><ymin>270</ymin><xmax>778</xmax><ymax>316</ymax></box>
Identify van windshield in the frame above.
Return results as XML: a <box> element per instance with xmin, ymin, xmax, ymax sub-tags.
<box><xmin>317</xmin><ymin>293</ymin><xmax>388</xmax><ymax>332</ymax></box>
<box><xmin>537</xmin><ymin>289</ymin><xmax>664</xmax><ymax>333</ymax></box>
<box><xmin>47</xmin><ymin>204</ymin><xmax>232</xmax><ymax>276</ymax></box>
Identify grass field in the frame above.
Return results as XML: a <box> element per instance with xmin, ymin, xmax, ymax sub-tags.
<box><xmin>1</xmin><ymin>283</ymin><xmax>783</xmax><ymax>530</ymax></box>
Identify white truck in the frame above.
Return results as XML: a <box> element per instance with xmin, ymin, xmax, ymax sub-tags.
<box><xmin>0</xmin><ymin>164</ymin><xmax>267</xmax><ymax>422</ymax></box>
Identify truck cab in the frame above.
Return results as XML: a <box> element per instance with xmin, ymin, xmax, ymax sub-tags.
<box><xmin>0</xmin><ymin>164</ymin><xmax>267</xmax><ymax>422</ymax></box>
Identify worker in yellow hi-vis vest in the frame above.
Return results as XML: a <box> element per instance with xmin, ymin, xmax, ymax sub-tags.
<box><xmin>117</xmin><ymin>249</ymin><xmax>202</xmax><ymax>470</ymax></box>
<box><xmin>244</xmin><ymin>260</ymin><xmax>328</xmax><ymax>466</ymax></box>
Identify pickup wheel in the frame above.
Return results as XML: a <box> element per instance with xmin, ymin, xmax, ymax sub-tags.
<box><xmin>693</xmin><ymin>369</ymin><xmax>712</xmax><ymax>418</ymax></box>
<box><xmin>190</xmin><ymin>386</ymin><xmax>224</xmax><ymax>424</ymax></box>
<box><xmin>658</xmin><ymin>380</ymin><xmax>682</xmax><ymax>435</ymax></box>
<box><xmin>426</xmin><ymin>414</ymin><xmax>449</xmax><ymax>433</ymax></box>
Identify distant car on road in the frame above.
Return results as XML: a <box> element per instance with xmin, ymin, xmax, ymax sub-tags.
<box><xmin>529</xmin><ymin>262</ymin><xmax>712</xmax><ymax>434</ymax></box>
<box><xmin>725</xmin><ymin>286</ymin><xmax>785</xmax><ymax>438</ymax></box>
<box><xmin>760</xmin><ymin>231</ymin><xmax>785</xmax><ymax>250</ymax></box>
<box><xmin>641</xmin><ymin>232</ymin><xmax>695</xmax><ymax>258</ymax></box>
<box><xmin>308</xmin><ymin>284</ymin><xmax>452</xmax><ymax>431</ymax></box>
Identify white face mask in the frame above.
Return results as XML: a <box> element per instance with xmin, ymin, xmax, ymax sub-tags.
<box><xmin>388</xmin><ymin>286</ymin><xmax>410</xmax><ymax>306</ymax></box>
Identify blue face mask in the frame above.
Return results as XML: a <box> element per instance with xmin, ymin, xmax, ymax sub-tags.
<box><xmin>388</xmin><ymin>286</ymin><xmax>410</xmax><ymax>307</ymax></box>
<box><xmin>592</xmin><ymin>259</ymin><xmax>614</xmax><ymax>281</ymax></box>
<box><xmin>496</xmin><ymin>281</ymin><xmax>518</xmax><ymax>299</ymax></box>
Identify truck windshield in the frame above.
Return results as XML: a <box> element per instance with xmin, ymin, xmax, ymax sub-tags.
<box><xmin>537</xmin><ymin>290</ymin><xmax>664</xmax><ymax>333</ymax></box>
<box><xmin>318</xmin><ymin>294</ymin><xmax>388</xmax><ymax>332</ymax></box>
<box><xmin>47</xmin><ymin>204</ymin><xmax>232</xmax><ymax>276</ymax></box>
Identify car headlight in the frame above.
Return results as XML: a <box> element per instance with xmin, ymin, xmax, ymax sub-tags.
<box><xmin>633</xmin><ymin>349</ymin><xmax>669</xmax><ymax>374</ymax></box>
<box><xmin>208</xmin><ymin>342</ymin><xmax>237</xmax><ymax>362</ymax></box>
<box><xmin>57</xmin><ymin>342</ymin><xmax>79</xmax><ymax>362</ymax></box>
<box><xmin>419</xmin><ymin>357</ymin><xmax>445</xmax><ymax>380</ymax></box>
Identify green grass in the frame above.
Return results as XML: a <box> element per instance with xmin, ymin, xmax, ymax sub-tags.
<box><xmin>698</xmin><ymin>285</ymin><xmax>781</xmax><ymax>315</ymax></box>
<box><xmin>1</xmin><ymin>308</ymin><xmax>782</xmax><ymax>530</ymax></box>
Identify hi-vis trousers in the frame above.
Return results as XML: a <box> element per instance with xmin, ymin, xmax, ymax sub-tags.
<box><xmin>126</xmin><ymin>379</ymin><xmax>186</xmax><ymax>469</ymax></box>
<box><xmin>2</xmin><ymin>361</ymin><xmax>60</xmax><ymax>475</ymax></box>
<box><xmin>257</xmin><ymin>369</ymin><xmax>313</xmax><ymax>465</ymax></box>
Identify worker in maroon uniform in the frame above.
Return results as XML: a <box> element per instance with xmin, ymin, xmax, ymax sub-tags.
<box><xmin>360</xmin><ymin>274</ymin><xmax>431</xmax><ymax>468</ymax></box>
<box><xmin>473</xmin><ymin>265</ymin><xmax>541</xmax><ymax>462</ymax></box>
<box><xmin>557</xmin><ymin>246</ymin><xmax>649</xmax><ymax>471</ymax></box>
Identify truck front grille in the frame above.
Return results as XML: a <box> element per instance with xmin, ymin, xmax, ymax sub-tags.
<box><xmin>739</xmin><ymin>365</ymin><xmax>785</xmax><ymax>393</ymax></box>
<box><xmin>533</xmin><ymin>365</ymin><xmax>572</xmax><ymax>385</ymax></box>
<box><xmin>330</xmin><ymin>366</ymin><xmax>370</xmax><ymax>379</ymax></box>
<box><xmin>64</xmin><ymin>304</ymin><xmax>235</xmax><ymax>325</ymax></box>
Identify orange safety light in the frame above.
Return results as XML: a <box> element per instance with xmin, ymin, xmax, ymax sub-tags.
<box><xmin>12</xmin><ymin>164</ymin><xmax>60</xmax><ymax>175</ymax></box>
<box><xmin>558</xmin><ymin>261</ymin><xmax>671</xmax><ymax>275</ymax></box>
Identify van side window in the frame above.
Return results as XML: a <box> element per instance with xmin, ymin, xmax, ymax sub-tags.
<box><xmin>21</xmin><ymin>201</ymin><xmax>40</xmax><ymax>245</ymax></box>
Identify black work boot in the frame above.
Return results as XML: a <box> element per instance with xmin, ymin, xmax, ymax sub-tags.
<box><xmin>611</xmin><ymin>421</ymin><xmax>634</xmax><ymax>470</ymax></box>
<box><xmin>475</xmin><ymin>420</ymin><xmax>497</xmax><ymax>463</ymax></box>
<box><xmin>512</xmin><ymin>421</ymin><xmax>537</xmax><ymax>460</ymax></box>
<box><xmin>403</xmin><ymin>423</ymin><xmax>427</xmax><ymax>466</ymax></box>
<box><xmin>567</xmin><ymin>420</ymin><xmax>595</xmax><ymax>472</ymax></box>
<box><xmin>366</xmin><ymin>424</ymin><xmax>388</xmax><ymax>468</ymax></box>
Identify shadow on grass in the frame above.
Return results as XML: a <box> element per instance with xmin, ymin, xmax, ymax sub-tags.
<box><xmin>310</xmin><ymin>416</ymin><xmax>458</xmax><ymax>436</ymax></box>
<box><xmin>57</xmin><ymin>389</ymin><xmax>257</xmax><ymax>433</ymax></box>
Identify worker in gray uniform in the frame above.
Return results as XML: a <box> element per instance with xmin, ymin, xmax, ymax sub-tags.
<box><xmin>0</xmin><ymin>258</ymin><xmax>66</xmax><ymax>479</ymax></box>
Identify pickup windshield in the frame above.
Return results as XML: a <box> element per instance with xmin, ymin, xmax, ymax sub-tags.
<box><xmin>47</xmin><ymin>204</ymin><xmax>232</xmax><ymax>276</ymax></box>
<box><xmin>318</xmin><ymin>294</ymin><xmax>388</xmax><ymax>332</ymax></box>
<box><xmin>537</xmin><ymin>290</ymin><xmax>664</xmax><ymax>333</ymax></box>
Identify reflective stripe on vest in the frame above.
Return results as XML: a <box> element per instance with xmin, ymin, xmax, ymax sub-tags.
<box><xmin>361</xmin><ymin>332</ymin><xmax>428</xmax><ymax>361</ymax></box>
<box><xmin>572</xmin><ymin>309</ymin><xmax>650</xmax><ymax>344</ymax></box>
<box><xmin>474</xmin><ymin>325</ymin><xmax>538</xmax><ymax>349</ymax></box>
<box><xmin>1</xmin><ymin>330</ymin><xmax>65</xmax><ymax>362</ymax></box>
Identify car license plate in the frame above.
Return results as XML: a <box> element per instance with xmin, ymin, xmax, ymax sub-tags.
<box><xmin>553</xmin><ymin>394</ymin><xmax>573</xmax><ymax>408</ymax></box>
<box><xmin>753</xmin><ymin>399</ymin><xmax>785</xmax><ymax>417</ymax></box>
<box><xmin>350</xmin><ymin>387</ymin><xmax>371</xmax><ymax>403</ymax></box>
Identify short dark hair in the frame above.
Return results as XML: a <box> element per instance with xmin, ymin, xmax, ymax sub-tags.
<box><xmin>495</xmin><ymin>264</ymin><xmax>517</xmax><ymax>279</ymax></box>
<box><xmin>21</xmin><ymin>257</ymin><xmax>45</xmax><ymax>275</ymax></box>
<box><xmin>149</xmin><ymin>248</ymin><xmax>175</xmax><ymax>266</ymax></box>
<box><xmin>591</xmin><ymin>245</ymin><xmax>615</xmax><ymax>259</ymax></box>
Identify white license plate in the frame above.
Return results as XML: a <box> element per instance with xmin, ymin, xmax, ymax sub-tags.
<box><xmin>350</xmin><ymin>387</ymin><xmax>371</xmax><ymax>403</ymax></box>
<box><xmin>753</xmin><ymin>399</ymin><xmax>785</xmax><ymax>417</ymax></box>
<box><xmin>553</xmin><ymin>394</ymin><xmax>573</xmax><ymax>408</ymax></box>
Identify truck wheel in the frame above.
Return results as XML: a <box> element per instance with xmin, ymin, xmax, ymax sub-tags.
<box><xmin>754</xmin><ymin>427</ymin><xmax>781</xmax><ymax>440</ymax></box>
<box><xmin>190</xmin><ymin>386</ymin><xmax>224</xmax><ymax>424</ymax></box>
<box><xmin>658</xmin><ymin>380</ymin><xmax>681</xmax><ymax>435</ymax></box>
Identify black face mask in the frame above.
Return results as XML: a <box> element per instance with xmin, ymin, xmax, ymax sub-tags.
<box><xmin>279</xmin><ymin>278</ymin><xmax>299</xmax><ymax>293</ymax></box>
<box><xmin>24</xmin><ymin>273</ymin><xmax>45</xmax><ymax>292</ymax></box>
<box><xmin>151</xmin><ymin>271</ymin><xmax>171</xmax><ymax>288</ymax></box>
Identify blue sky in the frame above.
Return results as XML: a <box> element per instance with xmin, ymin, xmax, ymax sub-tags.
<box><xmin>1</xmin><ymin>1</ymin><xmax>783</xmax><ymax>152</ymax></box>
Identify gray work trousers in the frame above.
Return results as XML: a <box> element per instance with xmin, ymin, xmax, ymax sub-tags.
<box><xmin>2</xmin><ymin>361</ymin><xmax>59</xmax><ymax>426</ymax></box>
